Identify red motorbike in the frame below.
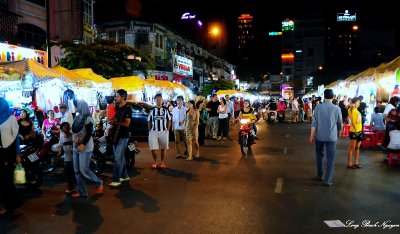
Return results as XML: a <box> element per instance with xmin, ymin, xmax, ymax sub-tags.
<box><xmin>238</xmin><ymin>118</ymin><xmax>255</xmax><ymax>155</ymax></box>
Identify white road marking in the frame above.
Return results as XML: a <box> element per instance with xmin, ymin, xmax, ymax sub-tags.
<box><xmin>275</xmin><ymin>177</ymin><xmax>283</xmax><ymax>193</ymax></box>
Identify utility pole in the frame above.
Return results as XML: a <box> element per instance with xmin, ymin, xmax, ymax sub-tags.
<box><xmin>46</xmin><ymin>0</ymin><xmax>51</xmax><ymax>67</ymax></box>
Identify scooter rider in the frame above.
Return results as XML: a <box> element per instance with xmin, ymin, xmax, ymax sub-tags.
<box><xmin>267</xmin><ymin>98</ymin><xmax>278</xmax><ymax>120</ymax></box>
<box><xmin>237</xmin><ymin>100</ymin><xmax>259</xmax><ymax>140</ymax></box>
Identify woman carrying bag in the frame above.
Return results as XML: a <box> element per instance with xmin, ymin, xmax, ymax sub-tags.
<box><xmin>0</xmin><ymin>97</ymin><xmax>24</xmax><ymax>216</ymax></box>
<box><xmin>71</xmin><ymin>100</ymin><xmax>103</xmax><ymax>198</ymax></box>
<box><xmin>347</xmin><ymin>97</ymin><xmax>363</xmax><ymax>169</ymax></box>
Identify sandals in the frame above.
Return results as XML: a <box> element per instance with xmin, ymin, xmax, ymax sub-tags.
<box><xmin>150</xmin><ymin>163</ymin><xmax>158</xmax><ymax>170</ymax></box>
<box><xmin>158</xmin><ymin>163</ymin><xmax>167</xmax><ymax>169</ymax></box>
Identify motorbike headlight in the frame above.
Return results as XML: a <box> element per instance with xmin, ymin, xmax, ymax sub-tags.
<box><xmin>262</xmin><ymin>109</ymin><xmax>267</xmax><ymax>112</ymax></box>
<box><xmin>240</xmin><ymin>119</ymin><xmax>250</xmax><ymax>124</ymax></box>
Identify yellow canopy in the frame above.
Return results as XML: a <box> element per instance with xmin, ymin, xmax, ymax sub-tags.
<box><xmin>216</xmin><ymin>90</ymin><xmax>240</xmax><ymax>95</ymax></box>
<box><xmin>71</xmin><ymin>68</ymin><xmax>109</xmax><ymax>83</ymax></box>
<box><xmin>53</xmin><ymin>66</ymin><xmax>93</xmax><ymax>87</ymax></box>
<box><xmin>0</xmin><ymin>60</ymin><xmax>62</xmax><ymax>79</ymax></box>
<box><xmin>110</xmin><ymin>76</ymin><xmax>146</xmax><ymax>91</ymax></box>
<box><xmin>146</xmin><ymin>79</ymin><xmax>175</xmax><ymax>90</ymax></box>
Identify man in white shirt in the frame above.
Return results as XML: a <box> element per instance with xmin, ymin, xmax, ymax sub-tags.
<box><xmin>172</xmin><ymin>96</ymin><xmax>187</xmax><ymax>158</ymax></box>
<box><xmin>225</xmin><ymin>95</ymin><xmax>234</xmax><ymax>137</ymax></box>
<box><xmin>58</xmin><ymin>103</ymin><xmax>74</xmax><ymax>126</ymax></box>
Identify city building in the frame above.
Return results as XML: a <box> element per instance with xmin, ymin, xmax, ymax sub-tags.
<box><xmin>0</xmin><ymin>0</ymin><xmax>95</xmax><ymax>66</ymax></box>
<box><xmin>237</xmin><ymin>13</ymin><xmax>254</xmax><ymax>61</ymax></box>
<box><xmin>98</xmin><ymin>20</ymin><xmax>236</xmax><ymax>92</ymax></box>
<box><xmin>281</xmin><ymin>15</ymin><xmax>325</xmax><ymax>94</ymax></box>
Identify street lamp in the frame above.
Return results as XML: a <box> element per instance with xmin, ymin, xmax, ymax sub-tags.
<box><xmin>209</xmin><ymin>23</ymin><xmax>222</xmax><ymax>56</ymax></box>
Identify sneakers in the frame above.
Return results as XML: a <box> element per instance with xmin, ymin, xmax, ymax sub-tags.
<box><xmin>120</xmin><ymin>177</ymin><xmax>130</xmax><ymax>182</ymax></box>
<box><xmin>176</xmin><ymin>154</ymin><xmax>184</xmax><ymax>159</ymax></box>
<box><xmin>65</xmin><ymin>189</ymin><xmax>74</xmax><ymax>194</ymax></box>
<box><xmin>109</xmin><ymin>182</ymin><xmax>122</xmax><ymax>187</ymax></box>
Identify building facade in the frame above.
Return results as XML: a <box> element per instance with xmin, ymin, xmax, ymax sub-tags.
<box><xmin>1</xmin><ymin>0</ymin><xmax>95</xmax><ymax>50</ymax></box>
<box><xmin>98</xmin><ymin>20</ymin><xmax>236</xmax><ymax>92</ymax></box>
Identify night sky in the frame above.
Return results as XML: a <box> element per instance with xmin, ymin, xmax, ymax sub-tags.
<box><xmin>95</xmin><ymin>0</ymin><xmax>399</xmax><ymax>74</ymax></box>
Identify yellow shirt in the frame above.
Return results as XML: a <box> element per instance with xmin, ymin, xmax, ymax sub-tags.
<box><xmin>348</xmin><ymin>108</ymin><xmax>362</xmax><ymax>132</ymax></box>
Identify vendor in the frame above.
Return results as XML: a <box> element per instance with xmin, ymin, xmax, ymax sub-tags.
<box><xmin>18</xmin><ymin>108</ymin><xmax>35</xmax><ymax>144</ymax></box>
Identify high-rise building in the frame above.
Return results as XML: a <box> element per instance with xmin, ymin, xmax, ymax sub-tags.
<box><xmin>237</xmin><ymin>13</ymin><xmax>254</xmax><ymax>58</ymax></box>
<box><xmin>280</xmin><ymin>14</ymin><xmax>325</xmax><ymax>92</ymax></box>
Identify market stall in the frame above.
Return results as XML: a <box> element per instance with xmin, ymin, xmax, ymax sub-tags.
<box><xmin>110</xmin><ymin>76</ymin><xmax>146</xmax><ymax>101</ymax></box>
<box><xmin>0</xmin><ymin>60</ymin><xmax>65</xmax><ymax>111</ymax></box>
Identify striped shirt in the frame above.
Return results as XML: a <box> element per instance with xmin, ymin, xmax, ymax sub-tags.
<box><xmin>148</xmin><ymin>106</ymin><xmax>172</xmax><ymax>131</ymax></box>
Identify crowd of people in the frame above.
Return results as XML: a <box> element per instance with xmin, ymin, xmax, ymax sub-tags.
<box><xmin>0</xmin><ymin>89</ymin><xmax>265</xmax><ymax>216</ymax></box>
<box><xmin>309</xmin><ymin>89</ymin><xmax>400</xmax><ymax>186</ymax></box>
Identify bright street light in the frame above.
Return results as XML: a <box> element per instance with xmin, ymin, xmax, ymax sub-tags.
<box><xmin>210</xmin><ymin>26</ymin><xmax>220</xmax><ymax>37</ymax></box>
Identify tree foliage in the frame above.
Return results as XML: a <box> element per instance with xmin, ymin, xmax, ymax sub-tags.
<box><xmin>202</xmin><ymin>78</ymin><xmax>236</xmax><ymax>96</ymax></box>
<box><xmin>58</xmin><ymin>39</ymin><xmax>155</xmax><ymax>78</ymax></box>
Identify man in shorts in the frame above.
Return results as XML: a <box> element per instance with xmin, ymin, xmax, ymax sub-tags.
<box><xmin>148</xmin><ymin>93</ymin><xmax>172</xmax><ymax>169</ymax></box>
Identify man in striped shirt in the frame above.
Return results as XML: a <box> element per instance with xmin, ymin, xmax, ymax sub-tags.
<box><xmin>148</xmin><ymin>93</ymin><xmax>172</xmax><ymax>169</ymax></box>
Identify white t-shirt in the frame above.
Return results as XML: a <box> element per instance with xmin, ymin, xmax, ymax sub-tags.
<box><xmin>388</xmin><ymin>130</ymin><xmax>400</xmax><ymax>150</ymax></box>
<box><xmin>383</xmin><ymin>104</ymin><xmax>395</xmax><ymax>116</ymax></box>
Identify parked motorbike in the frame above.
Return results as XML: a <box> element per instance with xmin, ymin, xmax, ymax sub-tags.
<box><xmin>92</xmin><ymin>136</ymin><xmax>140</xmax><ymax>175</ymax></box>
<box><xmin>277</xmin><ymin>110</ymin><xmax>285</xmax><ymax>123</ymax></box>
<box><xmin>267</xmin><ymin>111</ymin><xmax>276</xmax><ymax>123</ymax></box>
<box><xmin>20</xmin><ymin>144</ymin><xmax>43</xmax><ymax>190</ymax></box>
<box><xmin>238</xmin><ymin>118</ymin><xmax>255</xmax><ymax>155</ymax></box>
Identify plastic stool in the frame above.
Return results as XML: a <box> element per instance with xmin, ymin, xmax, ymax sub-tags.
<box><xmin>361</xmin><ymin>131</ymin><xmax>376</xmax><ymax>149</ymax></box>
<box><xmin>388</xmin><ymin>152</ymin><xmax>400</xmax><ymax>165</ymax></box>
<box><xmin>374</xmin><ymin>130</ymin><xmax>385</xmax><ymax>147</ymax></box>
<box><xmin>342</xmin><ymin>124</ymin><xmax>351</xmax><ymax>138</ymax></box>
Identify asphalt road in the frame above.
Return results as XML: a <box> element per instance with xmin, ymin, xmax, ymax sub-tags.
<box><xmin>1</xmin><ymin>120</ymin><xmax>400</xmax><ymax>234</ymax></box>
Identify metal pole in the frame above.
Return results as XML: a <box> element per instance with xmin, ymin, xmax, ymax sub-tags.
<box><xmin>46</xmin><ymin>0</ymin><xmax>51</xmax><ymax>67</ymax></box>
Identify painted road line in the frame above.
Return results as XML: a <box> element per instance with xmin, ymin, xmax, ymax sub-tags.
<box><xmin>275</xmin><ymin>177</ymin><xmax>283</xmax><ymax>193</ymax></box>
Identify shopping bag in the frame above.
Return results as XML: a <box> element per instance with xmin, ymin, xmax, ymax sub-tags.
<box><xmin>14</xmin><ymin>163</ymin><xmax>26</xmax><ymax>184</ymax></box>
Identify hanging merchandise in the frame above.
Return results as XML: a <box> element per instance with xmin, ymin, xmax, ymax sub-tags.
<box><xmin>63</xmin><ymin>89</ymin><xmax>76</xmax><ymax>113</ymax></box>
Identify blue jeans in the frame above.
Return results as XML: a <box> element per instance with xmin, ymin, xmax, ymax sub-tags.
<box><xmin>315</xmin><ymin>140</ymin><xmax>337</xmax><ymax>185</ymax></box>
<box><xmin>112</xmin><ymin>138</ymin><xmax>129</xmax><ymax>182</ymax></box>
<box><xmin>73</xmin><ymin>151</ymin><xmax>102</xmax><ymax>196</ymax></box>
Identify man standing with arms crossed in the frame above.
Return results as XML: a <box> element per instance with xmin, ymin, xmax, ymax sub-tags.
<box><xmin>172</xmin><ymin>96</ymin><xmax>187</xmax><ymax>158</ymax></box>
<box><xmin>309</xmin><ymin>89</ymin><xmax>342</xmax><ymax>186</ymax></box>
<box><xmin>148</xmin><ymin>93</ymin><xmax>172</xmax><ymax>169</ymax></box>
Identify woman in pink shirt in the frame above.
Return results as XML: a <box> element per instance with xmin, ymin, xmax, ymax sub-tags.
<box><xmin>42</xmin><ymin>110</ymin><xmax>60</xmax><ymax>140</ymax></box>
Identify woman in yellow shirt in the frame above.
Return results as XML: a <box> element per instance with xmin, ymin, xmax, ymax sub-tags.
<box><xmin>347</xmin><ymin>97</ymin><xmax>363</xmax><ymax>169</ymax></box>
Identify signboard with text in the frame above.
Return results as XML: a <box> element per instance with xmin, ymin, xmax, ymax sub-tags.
<box><xmin>337</xmin><ymin>10</ymin><xmax>356</xmax><ymax>21</ymax></box>
<box><xmin>148</xmin><ymin>70</ymin><xmax>173</xmax><ymax>81</ymax></box>
<box><xmin>172</xmin><ymin>54</ymin><xmax>193</xmax><ymax>77</ymax></box>
<box><xmin>0</xmin><ymin>42</ymin><xmax>48</xmax><ymax>66</ymax></box>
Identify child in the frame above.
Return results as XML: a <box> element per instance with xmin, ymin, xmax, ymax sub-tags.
<box><xmin>59</xmin><ymin>122</ymin><xmax>76</xmax><ymax>194</ymax></box>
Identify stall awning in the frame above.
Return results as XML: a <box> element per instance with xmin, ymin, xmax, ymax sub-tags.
<box><xmin>110</xmin><ymin>76</ymin><xmax>146</xmax><ymax>91</ymax></box>
<box><xmin>0</xmin><ymin>60</ymin><xmax>62</xmax><ymax>79</ymax></box>
<box><xmin>53</xmin><ymin>66</ymin><xmax>93</xmax><ymax>88</ymax></box>
<box><xmin>71</xmin><ymin>68</ymin><xmax>109</xmax><ymax>83</ymax></box>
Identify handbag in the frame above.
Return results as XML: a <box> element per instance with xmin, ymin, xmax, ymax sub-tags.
<box><xmin>109</xmin><ymin>105</ymin><xmax>128</xmax><ymax>144</ymax></box>
<box><xmin>351</xmin><ymin>122</ymin><xmax>365</xmax><ymax>141</ymax></box>
<box><xmin>14</xmin><ymin>163</ymin><xmax>26</xmax><ymax>184</ymax></box>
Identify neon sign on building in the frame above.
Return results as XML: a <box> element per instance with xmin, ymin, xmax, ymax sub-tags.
<box><xmin>282</xmin><ymin>19</ymin><xmax>294</xmax><ymax>31</ymax></box>
<box><xmin>337</xmin><ymin>10</ymin><xmax>356</xmax><ymax>21</ymax></box>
